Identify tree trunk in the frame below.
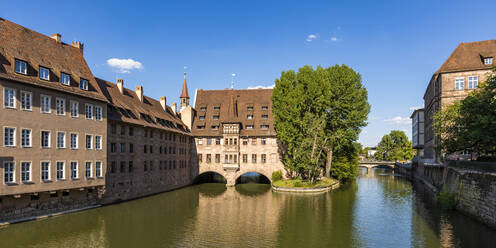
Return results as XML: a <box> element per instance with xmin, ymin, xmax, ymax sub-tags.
<box><xmin>325</xmin><ymin>146</ymin><xmax>333</xmax><ymax>178</ymax></box>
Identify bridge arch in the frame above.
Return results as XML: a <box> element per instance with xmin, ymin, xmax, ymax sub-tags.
<box><xmin>193</xmin><ymin>171</ymin><xmax>227</xmax><ymax>184</ymax></box>
<box><xmin>235</xmin><ymin>171</ymin><xmax>271</xmax><ymax>185</ymax></box>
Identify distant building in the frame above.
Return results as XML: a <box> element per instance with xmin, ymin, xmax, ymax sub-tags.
<box><xmin>423</xmin><ymin>40</ymin><xmax>496</xmax><ymax>162</ymax></box>
<box><xmin>367</xmin><ymin>147</ymin><xmax>377</xmax><ymax>159</ymax></box>
<box><xmin>411</xmin><ymin>108</ymin><xmax>424</xmax><ymax>157</ymax></box>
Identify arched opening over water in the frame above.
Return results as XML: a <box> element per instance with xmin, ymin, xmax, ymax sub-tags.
<box><xmin>235</xmin><ymin>172</ymin><xmax>271</xmax><ymax>185</ymax></box>
<box><xmin>193</xmin><ymin>172</ymin><xmax>227</xmax><ymax>184</ymax></box>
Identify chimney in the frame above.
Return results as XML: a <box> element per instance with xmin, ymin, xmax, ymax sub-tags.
<box><xmin>136</xmin><ymin>86</ymin><xmax>143</xmax><ymax>103</ymax></box>
<box><xmin>50</xmin><ymin>33</ymin><xmax>61</xmax><ymax>43</ymax></box>
<box><xmin>160</xmin><ymin>96</ymin><xmax>167</xmax><ymax>111</ymax></box>
<box><xmin>171</xmin><ymin>102</ymin><xmax>177</xmax><ymax>115</ymax></box>
<box><xmin>71</xmin><ymin>41</ymin><xmax>84</xmax><ymax>55</ymax></box>
<box><xmin>117</xmin><ymin>79</ymin><xmax>124</xmax><ymax>94</ymax></box>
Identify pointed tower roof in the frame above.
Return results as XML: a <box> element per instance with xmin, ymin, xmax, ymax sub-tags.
<box><xmin>180</xmin><ymin>76</ymin><xmax>190</xmax><ymax>99</ymax></box>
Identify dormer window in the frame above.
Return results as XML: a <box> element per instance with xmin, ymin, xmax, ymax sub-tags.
<box><xmin>247</xmin><ymin>114</ymin><xmax>253</xmax><ymax>120</ymax></box>
<box><xmin>15</xmin><ymin>59</ymin><xmax>27</xmax><ymax>74</ymax></box>
<box><xmin>262</xmin><ymin>106</ymin><xmax>268</xmax><ymax>110</ymax></box>
<box><xmin>199</xmin><ymin>116</ymin><xmax>205</xmax><ymax>120</ymax></box>
<box><xmin>214</xmin><ymin>106</ymin><xmax>220</xmax><ymax>110</ymax></box>
<box><xmin>80</xmin><ymin>78</ymin><xmax>88</xmax><ymax>90</ymax></box>
<box><xmin>260</xmin><ymin>125</ymin><xmax>269</xmax><ymax>129</ymax></box>
<box><xmin>213</xmin><ymin>115</ymin><xmax>219</xmax><ymax>120</ymax></box>
<box><xmin>200</xmin><ymin>107</ymin><xmax>207</xmax><ymax>111</ymax></box>
<box><xmin>40</xmin><ymin>67</ymin><xmax>50</xmax><ymax>80</ymax></box>
<box><xmin>247</xmin><ymin>106</ymin><xmax>253</xmax><ymax>111</ymax></box>
<box><xmin>61</xmin><ymin>73</ymin><xmax>70</xmax><ymax>85</ymax></box>
<box><xmin>484</xmin><ymin>57</ymin><xmax>493</xmax><ymax>65</ymax></box>
<box><xmin>197</xmin><ymin>125</ymin><xmax>205</xmax><ymax>130</ymax></box>
<box><xmin>261</xmin><ymin>114</ymin><xmax>268</xmax><ymax>119</ymax></box>
<box><xmin>246</xmin><ymin>125</ymin><xmax>254</xmax><ymax>129</ymax></box>
<box><xmin>211</xmin><ymin>125</ymin><xmax>219</xmax><ymax>130</ymax></box>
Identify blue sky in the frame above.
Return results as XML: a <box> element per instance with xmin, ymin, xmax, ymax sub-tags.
<box><xmin>2</xmin><ymin>0</ymin><xmax>495</xmax><ymax>147</ymax></box>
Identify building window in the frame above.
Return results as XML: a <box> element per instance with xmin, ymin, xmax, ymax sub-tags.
<box><xmin>199</xmin><ymin>116</ymin><xmax>205</xmax><ymax>120</ymax></box>
<box><xmin>243</xmin><ymin>154</ymin><xmax>248</xmax><ymax>163</ymax></box>
<box><xmin>206</xmin><ymin>138</ymin><xmax>212</xmax><ymax>145</ymax></box>
<box><xmin>200</xmin><ymin>107</ymin><xmax>206</xmax><ymax>111</ymax></box>
<box><xmin>468</xmin><ymin>76</ymin><xmax>478</xmax><ymax>89</ymax></box>
<box><xmin>95</xmin><ymin>106</ymin><xmax>103</xmax><ymax>121</ymax></box>
<box><xmin>251</xmin><ymin>154</ymin><xmax>257</xmax><ymax>163</ymax></box>
<box><xmin>211</xmin><ymin>125</ymin><xmax>219</xmax><ymax>130</ymax></box>
<box><xmin>4</xmin><ymin>127</ymin><xmax>15</xmax><ymax>147</ymax></box>
<box><xmin>198</xmin><ymin>138</ymin><xmax>203</xmax><ymax>145</ymax></box>
<box><xmin>86</xmin><ymin>135</ymin><xmax>93</xmax><ymax>149</ymax></box>
<box><xmin>120</xmin><ymin>161</ymin><xmax>125</xmax><ymax>173</ymax></box>
<box><xmin>129</xmin><ymin>127</ymin><xmax>134</xmax><ymax>136</ymax></box>
<box><xmin>213</xmin><ymin>115</ymin><xmax>220</xmax><ymax>120</ymax></box>
<box><xmin>261</xmin><ymin>114</ymin><xmax>268</xmax><ymax>119</ymax></box>
<box><xmin>198</xmin><ymin>154</ymin><xmax>203</xmax><ymax>163</ymax></box>
<box><xmin>215</xmin><ymin>138</ymin><xmax>221</xmax><ymax>145</ymax></box>
<box><xmin>484</xmin><ymin>57</ymin><xmax>493</xmax><ymax>65</ymax></box>
<box><xmin>15</xmin><ymin>59</ymin><xmax>27</xmax><ymax>74</ymax></box>
<box><xmin>95</xmin><ymin>136</ymin><xmax>102</xmax><ymax>150</ymax></box>
<box><xmin>261</xmin><ymin>154</ymin><xmax>266</xmax><ymax>163</ymax></box>
<box><xmin>4</xmin><ymin>162</ymin><xmax>15</xmax><ymax>183</ymax></box>
<box><xmin>4</xmin><ymin>88</ymin><xmax>15</xmax><ymax>108</ymax></box>
<box><xmin>56</xmin><ymin>161</ymin><xmax>65</xmax><ymax>180</ymax></box>
<box><xmin>262</xmin><ymin>106</ymin><xmax>268</xmax><ymax>110</ymax></box>
<box><xmin>85</xmin><ymin>162</ymin><xmax>92</xmax><ymax>178</ymax></box>
<box><xmin>40</xmin><ymin>66</ymin><xmax>50</xmax><ymax>80</ymax></box>
<box><xmin>21</xmin><ymin>162</ymin><xmax>31</xmax><ymax>182</ymax></box>
<box><xmin>215</xmin><ymin>154</ymin><xmax>220</xmax><ymax>163</ymax></box>
<box><xmin>71</xmin><ymin>161</ymin><xmax>78</xmax><ymax>179</ymax></box>
<box><xmin>260</xmin><ymin>125</ymin><xmax>269</xmax><ymax>129</ymax></box>
<box><xmin>120</xmin><ymin>142</ymin><xmax>125</xmax><ymax>153</ymax></box>
<box><xmin>41</xmin><ymin>131</ymin><xmax>50</xmax><ymax>148</ymax></box>
<box><xmin>224</xmin><ymin>154</ymin><xmax>228</xmax><ymax>163</ymax></box>
<box><xmin>129</xmin><ymin>143</ymin><xmax>134</xmax><ymax>153</ymax></box>
<box><xmin>56</xmin><ymin>98</ymin><xmax>65</xmax><ymax>115</ymax></box>
<box><xmin>95</xmin><ymin>162</ymin><xmax>102</xmax><ymax>177</ymax></box>
<box><xmin>21</xmin><ymin>129</ymin><xmax>32</xmax><ymax>147</ymax></box>
<box><xmin>41</xmin><ymin>95</ymin><xmax>51</xmax><ymax>113</ymax></box>
<box><xmin>61</xmin><ymin>72</ymin><xmax>71</xmax><ymax>85</ymax></box>
<box><xmin>80</xmin><ymin>79</ymin><xmax>89</xmax><ymax>90</ymax></box>
<box><xmin>110</xmin><ymin>143</ymin><xmax>116</xmax><ymax>153</ymax></box>
<box><xmin>214</xmin><ymin>106</ymin><xmax>220</xmax><ymax>110</ymax></box>
<box><xmin>41</xmin><ymin>162</ymin><xmax>50</xmax><ymax>181</ymax></box>
<box><xmin>70</xmin><ymin>133</ymin><xmax>78</xmax><ymax>149</ymax></box>
<box><xmin>57</xmin><ymin>132</ymin><xmax>65</xmax><ymax>148</ymax></box>
<box><xmin>246</xmin><ymin>125</ymin><xmax>254</xmax><ymax>130</ymax></box>
<box><xmin>85</xmin><ymin>104</ymin><xmax>93</xmax><ymax>119</ymax></box>
<box><xmin>261</xmin><ymin>137</ymin><xmax>266</xmax><ymax>145</ymax></box>
<box><xmin>251</xmin><ymin>138</ymin><xmax>257</xmax><ymax>145</ymax></box>
<box><xmin>128</xmin><ymin>161</ymin><xmax>133</xmax><ymax>173</ymax></box>
<box><xmin>110</xmin><ymin>161</ymin><xmax>116</xmax><ymax>173</ymax></box>
<box><xmin>242</xmin><ymin>138</ymin><xmax>248</xmax><ymax>145</ymax></box>
<box><xmin>70</xmin><ymin>101</ymin><xmax>79</xmax><ymax>117</ymax></box>
<box><xmin>247</xmin><ymin>106</ymin><xmax>253</xmax><ymax>111</ymax></box>
<box><xmin>455</xmin><ymin>77</ymin><xmax>465</xmax><ymax>90</ymax></box>
<box><xmin>247</xmin><ymin>115</ymin><xmax>253</xmax><ymax>120</ymax></box>
<box><xmin>206</xmin><ymin>154</ymin><xmax>211</xmax><ymax>163</ymax></box>
<box><xmin>21</xmin><ymin>91</ymin><xmax>32</xmax><ymax>111</ymax></box>
<box><xmin>144</xmin><ymin>145</ymin><xmax>147</xmax><ymax>153</ymax></box>
<box><xmin>120</xmin><ymin>125</ymin><xmax>125</xmax><ymax>135</ymax></box>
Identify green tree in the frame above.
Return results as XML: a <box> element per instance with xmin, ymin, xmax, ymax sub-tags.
<box><xmin>272</xmin><ymin>65</ymin><xmax>370</xmax><ymax>182</ymax></box>
<box><xmin>376</xmin><ymin>130</ymin><xmax>415</xmax><ymax>161</ymax></box>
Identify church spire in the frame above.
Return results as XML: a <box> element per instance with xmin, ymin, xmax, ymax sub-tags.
<box><xmin>180</xmin><ymin>67</ymin><xmax>190</xmax><ymax>110</ymax></box>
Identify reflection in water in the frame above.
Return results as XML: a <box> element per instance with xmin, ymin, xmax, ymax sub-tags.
<box><xmin>0</xmin><ymin>168</ymin><xmax>495</xmax><ymax>247</ymax></box>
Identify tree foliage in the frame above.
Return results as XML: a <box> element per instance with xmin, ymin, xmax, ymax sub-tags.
<box><xmin>434</xmin><ymin>70</ymin><xmax>496</xmax><ymax>157</ymax></box>
<box><xmin>272</xmin><ymin>65</ymin><xmax>370</xmax><ymax>182</ymax></box>
<box><xmin>375</xmin><ymin>130</ymin><xmax>415</xmax><ymax>161</ymax></box>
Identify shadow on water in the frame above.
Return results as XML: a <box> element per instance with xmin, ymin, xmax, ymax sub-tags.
<box><xmin>195</xmin><ymin>183</ymin><xmax>227</xmax><ymax>197</ymax></box>
<box><xmin>235</xmin><ymin>183</ymin><xmax>271</xmax><ymax>196</ymax></box>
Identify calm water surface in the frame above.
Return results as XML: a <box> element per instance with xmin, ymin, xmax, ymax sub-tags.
<box><xmin>1</xmin><ymin>168</ymin><xmax>495</xmax><ymax>248</ymax></box>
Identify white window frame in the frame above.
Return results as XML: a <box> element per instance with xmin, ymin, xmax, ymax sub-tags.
<box><xmin>41</xmin><ymin>130</ymin><xmax>51</xmax><ymax>148</ymax></box>
<box><xmin>484</xmin><ymin>57</ymin><xmax>493</xmax><ymax>65</ymax></box>
<box><xmin>70</xmin><ymin>132</ymin><xmax>78</xmax><ymax>149</ymax></box>
<box><xmin>21</xmin><ymin>128</ymin><xmax>32</xmax><ymax>148</ymax></box>
<box><xmin>70</xmin><ymin>161</ymin><xmax>79</xmax><ymax>180</ymax></box>
<box><xmin>41</xmin><ymin>161</ymin><xmax>51</xmax><ymax>182</ymax></box>
<box><xmin>57</xmin><ymin>131</ymin><xmax>66</xmax><ymax>149</ymax></box>
<box><xmin>4</xmin><ymin>88</ymin><xmax>16</xmax><ymax>109</ymax></box>
<box><xmin>70</xmin><ymin>100</ymin><xmax>79</xmax><ymax>118</ymax></box>
<box><xmin>455</xmin><ymin>77</ymin><xmax>465</xmax><ymax>90</ymax></box>
<box><xmin>95</xmin><ymin>106</ymin><xmax>103</xmax><ymax>121</ymax></box>
<box><xmin>21</xmin><ymin>91</ymin><xmax>32</xmax><ymax>111</ymax></box>
<box><xmin>80</xmin><ymin>79</ymin><xmax>89</xmax><ymax>91</ymax></box>
<box><xmin>14</xmin><ymin>59</ymin><xmax>27</xmax><ymax>75</ymax></box>
<box><xmin>61</xmin><ymin>72</ymin><xmax>70</xmax><ymax>86</ymax></box>
<box><xmin>95</xmin><ymin>161</ymin><xmax>102</xmax><ymax>178</ymax></box>
<box><xmin>56</xmin><ymin>98</ymin><xmax>65</xmax><ymax>116</ymax></box>
<box><xmin>4</xmin><ymin>126</ymin><xmax>16</xmax><ymax>147</ymax></box>
<box><xmin>85</xmin><ymin>104</ymin><xmax>93</xmax><ymax>119</ymax></box>
<box><xmin>39</xmin><ymin>66</ymin><xmax>50</xmax><ymax>81</ymax></box>
<box><xmin>468</xmin><ymin>76</ymin><xmax>478</xmax><ymax>89</ymax></box>
<box><xmin>247</xmin><ymin>115</ymin><xmax>253</xmax><ymax>120</ymax></box>
<box><xmin>4</xmin><ymin>161</ymin><xmax>15</xmax><ymax>184</ymax></box>
<box><xmin>21</xmin><ymin>161</ymin><xmax>32</xmax><ymax>183</ymax></box>
<box><xmin>85</xmin><ymin>134</ymin><xmax>93</xmax><ymax>150</ymax></box>
<box><xmin>246</xmin><ymin>125</ymin><xmax>254</xmax><ymax>130</ymax></box>
<box><xmin>95</xmin><ymin>135</ymin><xmax>102</xmax><ymax>150</ymax></box>
<box><xmin>40</xmin><ymin>95</ymin><xmax>51</xmax><ymax>113</ymax></box>
<box><xmin>85</xmin><ymin>161</ymin><xmax>93</xmax><ymax>179</ymax></box>
<box><xmin>56</xmin><ymin>161</ymin><xmax>65</xmax><ymax>180</ymax></box>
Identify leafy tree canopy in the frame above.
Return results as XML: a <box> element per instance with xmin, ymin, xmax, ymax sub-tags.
<box><xmin>376</xmin><ymin>130</ymin><xmax>415</xmax><ymax>161</ymax></box>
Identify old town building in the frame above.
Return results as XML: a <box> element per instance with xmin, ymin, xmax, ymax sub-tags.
<box><xmin>190</xmin><ymin>88</ymin><xmax>285</xmax><ymax>186</ymax></box>
<box><xmin>423</xmin><ymin>40</ymin><xmax>496</xmax><ymax>162</ymax></box>
<box><xmin>0</xmin><ymin>18</ymin><xmax>108</xmax><ymax>221</ymax></box>
<box><xmin>96</xmin><ymin>78</ymin><xmax>193</xmax><ymax>203</ymax></box>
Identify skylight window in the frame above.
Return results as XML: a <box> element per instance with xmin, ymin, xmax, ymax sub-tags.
<box><xmin>40</xmin><ymin>67</ymin><xmax>50</xmax><ymax>80</ymax></box>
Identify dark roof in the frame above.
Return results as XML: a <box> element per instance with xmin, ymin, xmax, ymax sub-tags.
<box><xmin>192</xmin><ymin>88</ymin><xmax>275</xmax><ymax>137</ymax></box>
<box><xmin>437</xmin><ymin>39</ymin><xmax>496</xmax><ymax>73</ymax></box>
<box><xmin>180</xmin><ymin>77</ymin><xmax>189</xmax><ymax>98</ymax></box>
<box><xmin>95</xmin><ymin>78</ymin><xmax>190</xmax><ymax>135</ymax></box>
<box><xmin>0</xmin><ymin>18</ymin><xmax>106</xmax><ymax>102</ymax></box>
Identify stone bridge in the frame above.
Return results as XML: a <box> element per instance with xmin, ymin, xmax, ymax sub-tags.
<box><xmin>358</xmin><ymin>161</ymin><xmax>396</xmax><ymax>170</ymax></box>
<box><xmin>197</xmin><ymin>162</ymin><xmax>285</xmax><ymax>186</ymax></box>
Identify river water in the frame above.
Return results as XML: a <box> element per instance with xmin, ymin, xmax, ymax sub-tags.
<box><xmin>0</xmin><ymin>168</ymin><xmax>495</xmax><ymax>248</ymax></box>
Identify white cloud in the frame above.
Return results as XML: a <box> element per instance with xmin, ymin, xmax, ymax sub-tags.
<box><xmin>306</xmin><ymin>34</ymin><xmax>318</xmax><ymax>42</ymax></box>
<box><xmin>409</xmin><ymin>105</ymin><xmax>424</xmax><ymax>111</ymax></box>
<box><xmin>330</xmin><ymin>37</ymin><xmax>338</xmax><ymax>42</ymax></box>
<box><xmin>107</xmin><ymin>58</ymin><xmax>143</xmax><ymax>73</ymax></box>
<box><xmin>247</xmin><ymin>84</ymin><xmax>275</xmax><ymax>89</ymax></box>
<box><xmin>384</xmin><ymin>116</ymin><xmax>411</xmax><ymax>125</ymax></box>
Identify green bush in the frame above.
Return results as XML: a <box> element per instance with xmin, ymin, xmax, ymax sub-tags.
<box><xmin>435</xmin><ymin>190</ymin><xmax>458</xmax><ymax>210</ymax></box>
<box><xmin>272</xmin><ymin>170</ymin><xmax>283</xmax><ymax>181</ymax></box>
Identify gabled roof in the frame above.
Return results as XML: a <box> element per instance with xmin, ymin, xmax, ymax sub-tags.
<box><xmin>95</xmin><ymin>78</ymin><xmax>190</xmax><ymax>135</ymax></box>
<box><xmin>0</xmin><ymin>18</ymin><xmax>106</xmax><ymax>102</ymax></box>
<box><xmin>192</xmin><ymin>88</ymin><xmax>275</xmax><ymax>137</ymax></box>
<box><xmin>437</xmin><ymin>39</ymin><xmax>496</xmax><ymax>73</ymax></box>
<box><xmin>180</xmin><ymin>77</ymin><xmax>189</xmax><ymax>98</ymax></box>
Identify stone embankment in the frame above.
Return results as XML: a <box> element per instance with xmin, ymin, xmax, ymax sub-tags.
<box><xmin>395</xmin><ymin>161</ymin><xmax>496</xmax><ymax>229</ymax></box>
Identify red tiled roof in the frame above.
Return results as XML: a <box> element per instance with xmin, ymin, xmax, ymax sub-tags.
<box><xmin>0</xmin><ymin>18</ymin><xmax>106</xmax><ymax>102</ymax></box>
<box><xmin>180</xmin><ymin>77</ymin><xmax>189</xmax><ymax>98</ymax></box>
<box><xmin>437</xmin><ymin>39</ymin><xmax>496</xmax><ymax>73</ymax></box>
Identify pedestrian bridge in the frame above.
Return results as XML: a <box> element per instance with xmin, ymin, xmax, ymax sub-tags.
<box><xmin>358</xmin><ymin>161</ymin><xmax>396</xmax><ymax>169</ymax></box>
<box><xmin>195</xmin><ymin>162</ymin><xmax>285</xmax><ymax>186</ymax></box>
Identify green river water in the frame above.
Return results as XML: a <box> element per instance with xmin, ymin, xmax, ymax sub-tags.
<box><xmin>0</xmin><ymin>168</ymin><xmax>495</xmax><ymax>248</ymax></box>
